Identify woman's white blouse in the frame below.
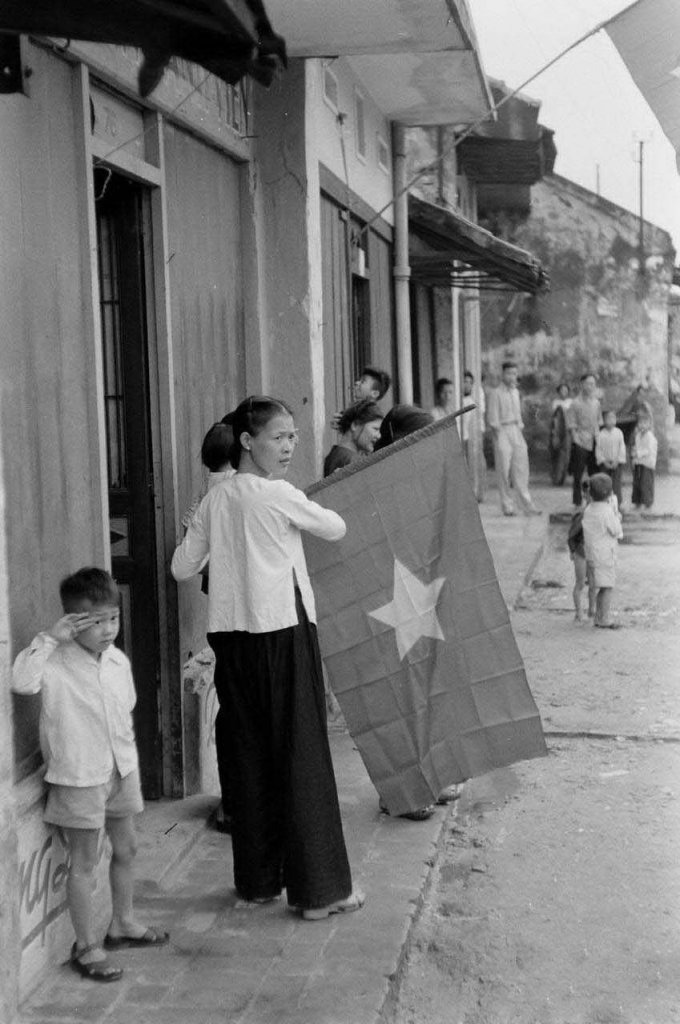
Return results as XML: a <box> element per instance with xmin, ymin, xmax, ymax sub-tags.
<box><xmin>171</xmin><ymin>474</ymin><xmax>346</xmax><ymax>633</ymax></box>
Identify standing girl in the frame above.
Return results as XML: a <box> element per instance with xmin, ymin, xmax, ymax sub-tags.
<box><xmin>582</xmin><ymin>473</ymin><xmax>624</xmax><ymax>629</ymax></box>
<box><xmin>631</xmin><ymin>412</ymin><xmax>658</xmax><ymax>510</ymax></box>
<box><xmin>172</xmin><ymin>396</ymin><xmax>363</xmax><ymax>918</ymax></box>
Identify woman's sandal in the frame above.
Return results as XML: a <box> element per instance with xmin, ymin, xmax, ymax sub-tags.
<box><xmin>302</xmin><ymin>890</ymin><xmax>366</xmax><ymax>921</ymax></box>
<box><xmin>379</xmin><ymin>799</ymin><xmax>435</xmax><ymax>821</ymax></box>
<box><xmin>70</xmin><ymin>943</ymin><xmax>123</xmax><ymax>983</ymax></box>
<box><xmin>103</xmin><ymin>927</ymin><xmax>169</xmax><ymax>950</ymax></box>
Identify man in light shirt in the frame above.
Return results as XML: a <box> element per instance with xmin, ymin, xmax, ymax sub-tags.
<box><xmin>486</xmin><ymin>361</ymin><xmax>541</xmax><ymax>516</ymax></box>
<box><xmin>566</xmin><ymin>372</ymin><xmax>602</xmax><ymax>508</ymax></box>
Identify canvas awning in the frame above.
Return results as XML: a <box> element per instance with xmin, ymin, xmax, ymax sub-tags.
<box><xmin>0</xmin><ymin>0</ymin><xmax>286</xmax><ymax>96</ymax></box>
<box><xmin>409</xmin><ymin>194</ymin><xmax>549</xmax><ymax>293</ymax></box>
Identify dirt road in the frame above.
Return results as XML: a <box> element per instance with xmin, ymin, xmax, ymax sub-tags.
<box><xmin>389</xmin><ymin>511</ymin><xmax>680</xmax><ymax>1024</ymax></box>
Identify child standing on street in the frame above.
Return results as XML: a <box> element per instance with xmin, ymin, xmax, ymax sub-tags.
<box><xmin>567</xmin><ymin>480</ymin><xmax>596</xmax><ymax>623</ymax></box>
<box><xmin>595</xmin><ymin>410</ymin><xmax>627</xmax><ymax>506</ymax></box>
<box><xmin>631</xmin><ymin>413</ymin><xmax>658</xmax><ymax>510</ymax></box>
<box><xmin>582</xmin><ymin>474</ymin><xmax>624</xmax><ymax>629</ymax></box>
<box><xmin>12</xmin><ymin>568</ymin><xmax>168</xmax><ymax>982</ymax></box>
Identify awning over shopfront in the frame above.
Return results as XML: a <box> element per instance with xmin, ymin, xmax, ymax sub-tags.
<box><xmin>0</xmin><ymin>0</ymin><xmax>286</xmax><ymax>96</ymax></box>
<box><xmin>409</xmin><ymin>194</ymin><xmax>549</xmax><ymax>293</ymax></box>
<box><xmin>264</xmin><ymin>0</ymin><xmax>493</xmax><ymax>125</ymax></box>
<box><xmin>605</xmin><ymin>0</ymin><xmax>680</xmax><ymax>168</ymax></box>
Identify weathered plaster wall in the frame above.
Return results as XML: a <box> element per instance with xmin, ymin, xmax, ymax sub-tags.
<box><xmin>479</xmin><ymin>174</ymin><xmax>675</xmax><ymax>471</ymax></box>
<box><xmin>403</xmin><ymin>126</ymin><xmax>458</xmax><ymax>210</ymax></box>
<box><xmin>251</xmin><ymin>60</ymin><xmax>320</xmax><ymax>488</ymax></box>
<box><xmin>311</xmin><ymin>58</ymin><xmax>394</xmax><ymax>227</ymax></box>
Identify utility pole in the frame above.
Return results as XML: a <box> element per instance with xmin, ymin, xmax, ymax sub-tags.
<box><xmin>638</xmin><ymin>138</ymin><xmax>644</xmax><ymax>264</ymax></box>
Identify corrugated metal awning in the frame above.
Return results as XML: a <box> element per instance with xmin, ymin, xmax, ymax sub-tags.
<box><xmin>0</xmin><ymin>0</ymin><xmax>286</xmax><ymax>96</ymax></box>
<box><xmin>409</xmin><ymin>194</ymin><xmax>549</xmax><ymax>293</ymax></box>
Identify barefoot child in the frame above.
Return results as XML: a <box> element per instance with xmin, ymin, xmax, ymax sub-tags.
<box><xmin>582</xmin><ymin>473</ymin><xmax>624</xmax><ymax>629</ymax></box>
<box><xmin>12</xmin><ymin>568</ymin><xmax>168</xmax><ymax>982</ymax></box>
<box><xmin>567</xmin><ymin>480</ymin><xmax>596</xmax><ymax>622</ymax></box>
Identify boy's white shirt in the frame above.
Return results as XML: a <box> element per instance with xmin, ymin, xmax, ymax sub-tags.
<box><xmin>12</xmin><ymin>633</ymin><xmax>139</xmax><ymax>787</ymax></box>
<box><xmin>595</xmin><ymin>426</ymin><xmax>626</xmax><ymax>466</ymax></box>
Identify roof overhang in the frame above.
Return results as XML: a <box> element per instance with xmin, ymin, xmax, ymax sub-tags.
<box><xmin>605</xmin><ymin>0</ymin><xmax>680</xmax><ymax>167</ymax></box>
<box><xmin>0</xmin><ymin>0</ymin><xmax>287</xmax><ymax>96</ymax></box>
<box><xmin>264</xmin><ymin>0</ymin><xmax>493</xmax><ymax>125</ymax></box>
<box><xmin>409</xmin><ymin>193</ymin><xmax>549</xmax><ymax>293</ymax></box>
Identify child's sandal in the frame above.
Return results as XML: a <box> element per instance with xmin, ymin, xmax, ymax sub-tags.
<box><xmin>70</xmin><ymin>943</ymin><xmax>123</xmax><ymax>983</ymax></box>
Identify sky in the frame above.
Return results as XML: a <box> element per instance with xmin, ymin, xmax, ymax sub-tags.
<box><xmin>467</xmin><ymin>0</ymin><xmax>680</xmax><ymax>256</ymax></box>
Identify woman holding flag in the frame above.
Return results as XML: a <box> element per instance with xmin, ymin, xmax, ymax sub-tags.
<box><xmin>172</xmin><ymin>396</ymin><xmax>364</xmax><ymax>919</ymax></box>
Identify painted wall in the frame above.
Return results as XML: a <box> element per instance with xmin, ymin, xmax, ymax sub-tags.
<box><xmin>0</xmin><ymin>45</ymin><xmax>121</xmax><ymax>1002</ymax></box>
<box><xmin>479</xmin><ymin>174</ymin><xmax>675</xmax><ymax>471</ymax></box>
<box><xmin>165</xmin><ymin>124</ymin><xmax>248</xmax><ymax>669</ymax></box>
<box><xmin>309</xmin><ymin>58</ymin><xmax>394</xmax><ymax>230</ymax></box>
<box><xmin>247</xmin><ymin>60</ymin><xmax>321</xmax><ymax>487</ymax></box>
<box><xmin>0</xmin><ymin>46</ymin><xmax>106</xmax><ymax>785</ymax></box>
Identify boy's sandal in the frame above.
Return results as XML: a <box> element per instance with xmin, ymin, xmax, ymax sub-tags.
<box><xmin>103</xmin><ymin>927</ymin><xmax>169</xmax><ymax>949</ymax></box>
<box><xmin>70</xmin><ymin>943</ymin><xmax>123</xmax><ymax>983</ymax></box>
<box><xmin>302</xmin><ymin>890</ymin><xmax>366</xmax><ymax>920</ymax></box>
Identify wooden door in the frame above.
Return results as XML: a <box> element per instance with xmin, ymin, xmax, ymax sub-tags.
<box><xmin>95</xmin><ymin>169</ymin><xmax>162</xmax><ymax>799</ymax></box>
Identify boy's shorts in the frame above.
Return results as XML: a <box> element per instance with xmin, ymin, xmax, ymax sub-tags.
<box><xmin>44</xmin><ymin>770</ymin><xmax>144</xmax><ymax>830</ymax></box>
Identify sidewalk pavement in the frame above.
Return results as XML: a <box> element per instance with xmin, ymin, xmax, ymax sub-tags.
<box><xmin>19</xmin><ymin>451</ymin><xmax>679</xmax><ymax>1024</ymax></box>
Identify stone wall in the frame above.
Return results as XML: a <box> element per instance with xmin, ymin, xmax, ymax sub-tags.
<box><xmin>479</xmin><ymin>174</ymin><xmax>676</xmax><ymax>472</ymax></box>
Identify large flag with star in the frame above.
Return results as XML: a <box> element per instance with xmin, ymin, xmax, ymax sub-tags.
<box><xmin>305</xmin><ymin>416</ymin><xmax>547</xmax><ymax>815</ymax></box>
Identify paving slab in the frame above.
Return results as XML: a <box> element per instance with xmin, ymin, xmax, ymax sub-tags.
<box><xmin>18</xmin><ymin>733</ymin><xmax>449</xmax><ymax>1024</ymax></box>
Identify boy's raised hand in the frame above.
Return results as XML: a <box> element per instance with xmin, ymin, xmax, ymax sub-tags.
<box><xmin>48</xmin><ymin>613</ymin><xmax>95</xmax><ymax>644</ymax></box>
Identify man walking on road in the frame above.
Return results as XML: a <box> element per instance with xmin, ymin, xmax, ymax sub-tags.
<box><xmin>487</xmin><ymin>361</ymin><xmax>541</xmax><ymax>517</ymax></box>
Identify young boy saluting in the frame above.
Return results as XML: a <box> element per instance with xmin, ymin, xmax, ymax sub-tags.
<box><xmin>12</xmin><ymin>568</ymin><xmax>168</xmax><ymax>982</ymax></box>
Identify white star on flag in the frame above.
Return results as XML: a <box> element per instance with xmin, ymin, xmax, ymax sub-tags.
<box><xmin>369</xmin><ymin>558</ymin><xmax>446</xmax><ymax>660</ymax></box>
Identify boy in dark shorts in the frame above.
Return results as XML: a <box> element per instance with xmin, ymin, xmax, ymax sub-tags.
<box><xmin>12</xmin><ymin>568</ymin><xmax>168</xmax><ymax>982</ymax></box>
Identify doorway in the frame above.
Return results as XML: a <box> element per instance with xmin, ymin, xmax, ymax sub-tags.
<box><xmin>95</xmin><ymin>168</ymin><xmax>162</xmax><ymax>799</ymax></box>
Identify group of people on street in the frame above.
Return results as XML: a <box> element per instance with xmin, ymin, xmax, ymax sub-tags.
<box><xmin>9</xmin><ymin>354</ymin><xmax>662</xmax><ymax>986</ymax></box>
<box><xmin>12</xmin><ymin>362</ymin><xmax>486</xmax><ymax>986</ymax></box>
<box><xmin>552</xmin><ymin>372</ymin><xmax>658</xmax><ymax>511</ymax></box>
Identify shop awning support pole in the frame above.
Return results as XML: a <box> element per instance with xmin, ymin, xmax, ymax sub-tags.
<box><xmin>392</xmin><ymin>123</ymin><xmax>413</xmax><ymax>404</ymax></box>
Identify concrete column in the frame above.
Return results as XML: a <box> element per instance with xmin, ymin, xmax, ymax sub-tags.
<box><xmin>392</xmin><ymin>123</ymin><xmax>413</xmax><ymax>404</ymax></box>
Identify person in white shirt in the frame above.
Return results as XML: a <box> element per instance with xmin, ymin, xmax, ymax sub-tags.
<box><xmin>486</xmin><ymin>361</ymin><xmax>541</xmax><ymax>516</ymax></box>
<box><xmin>595</xmin><ymin>410</ymin><xmax>627</xmax><ymax>506</ymax></box>
<box><xmin>172</xmin><ymin>396</ymin><xmax>364</xmax><ymax>920</ymax></box>
<box><xmin>12</xmin><ymin>568</ymin><xmax>168</xmax><ymax>983</ymax></box>
<box><xmin>631</xmin><ymin>413</ymin><xmax>658</xmax><ymax>509</ymax></box>
<box><xmin>583</xmin><ymin>473</ymin><xmax>624</xmax><ymax>629</ymax></box>
<box><xmin>566</xmin><ymin>373</ymin><xmax>602</xmax><ymax>507</ymax></box>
